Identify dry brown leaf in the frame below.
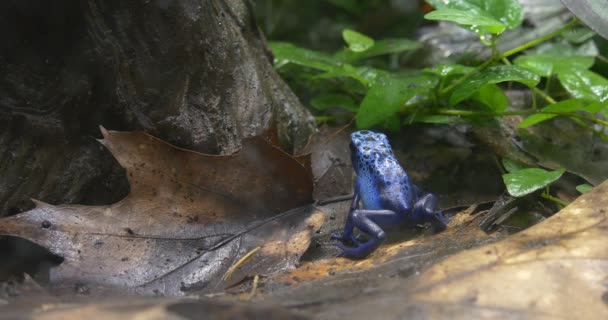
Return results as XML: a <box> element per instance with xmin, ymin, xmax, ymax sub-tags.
<box><xmin>0</xmin><ymin>128</ymin><xmax>322</xmax><ymax>296</ymax></box>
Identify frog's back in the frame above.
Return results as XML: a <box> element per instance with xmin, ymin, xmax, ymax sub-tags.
<box><xmin>350</xmin><ymin>131</ymin><xmax>415</xmax><ymax>212</ymax></box>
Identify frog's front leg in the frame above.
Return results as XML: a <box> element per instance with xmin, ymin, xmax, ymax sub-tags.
<box><xmin>335</xmin><ymin>209</ymin><xmax>398</xmax><ymax>258</ymax></box>
<box><xmin>331</xmin><ymin>184</ymin><xmax>362</xmax><ymax>244</ymax></box>
<box><xmin>412</xmin><ymin>193</ymin><xmax>448</xmax><ymax>232</ymax></box>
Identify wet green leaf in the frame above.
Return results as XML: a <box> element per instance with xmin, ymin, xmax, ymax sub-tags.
<box><xmin>518</xmin><ymin>99</ymin><xmax>586</xmax><ymax>128</ymax></box>
<box><xmin>562</xmin><ymin>26</ymin><xmax>596</xmax><ymax>43</ymax></box>
<box><xmin>426</xmin><ymin>0</ymin><xmax>523</xmax><ymax>36</ymax></box>
<box><xmin>514</xmin><ymin>55</ymin><xmax>594</xmax><ymax>77</ymax></box>
<box><xmin>450</xmin><ymin>65</ymin><xmax>540</xmax><ymax>105</ymax></box>
<box><xmin>502</xmin><ymin>158</ymin><xmax>527</xmax><ymax>173</ymax></box>
<box><xmin>335</xmin><ymin>39</ymin><xmax>421</xmax><ymax>62</ymax></box>
<box><xmin>343</xmin><ymin>29</ymin><xmax>374</xmax><ymax>52</ymax></box>
<box><xmin>503</xmin><ymin>168</ymin><xmax>566</xmax><ymax>197</ymax></box>
<box><xmin>310</xmin><ymin>94</ymin><xmax>357</xmax><ymax>112</ymax></box>
<box><xmin>472</xmin><ymin>84</ymin><xmax>508</xmax><ymax>112</ymax></box>
<box><xmin>270</xmin><ymin>42</ymin><xmax>339</xmax><ymax>72</ymax></box>
<box><xmin>270</xmin><ymin>42</ymin><xmax>370</xmax><ymax>85</ymax></box>
<box><xmin>424</xmin><ymin>9</ymin><xmax>506</xmax><ymax>34</ymax></box>
<box><xmin>425</xmin><ymin>64</ymin><xmax>475</xmax><ymax>77</ymax></box>
<box><xmin>576</xmin><ymin>184</ymin><xmax>593</xmax><ymax>194</ymax></box>
<box><xmin>558</xmin><ymin>69</ymin><xmax>608</xmax><ymax>102</ymax></box>
<box><xmin>356</xmin><ymin>74</ymin><xmax>438</xmax><ymax>128</ymax></box>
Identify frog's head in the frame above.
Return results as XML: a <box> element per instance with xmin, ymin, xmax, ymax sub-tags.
<box><xmin>350</xmin><ymin>130</ymin><xmax>393</xmax><ymax>173</ymax></box>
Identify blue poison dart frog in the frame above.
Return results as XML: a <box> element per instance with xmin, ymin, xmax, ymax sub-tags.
<box><xmin>331</xmin><ymin>130</ymin><xmax>448</xmax><ymax>258</ymax></box>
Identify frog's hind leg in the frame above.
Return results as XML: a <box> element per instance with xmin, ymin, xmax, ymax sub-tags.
<box><xmin>336</xmin><ymin>209</ymin><xmax>396</xmax><ymax>258</ymax></box>
<box><xmin>412</xmin><ymin>193</ymin><xmax>448</xmax><ymax>232</ymax></box>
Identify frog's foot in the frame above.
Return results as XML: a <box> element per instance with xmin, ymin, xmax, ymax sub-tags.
<box><xmin>334</xmin><ymin>209</ymin><xmax>393</xmax><ymax>258</ymax></box>
<box><xmin>430</xmin><ymin>211</ymin><xmax>448</xmax><ymax>233</ymax></box>
<box><xmin>413</xmin><ymin>193</ymin><xmax>448</xmax><ymax>233</ymax></box>
<box><xmin>334</xmin><ymin>239</ymin><xmax>383</xmax><ymax>259</ymax></box>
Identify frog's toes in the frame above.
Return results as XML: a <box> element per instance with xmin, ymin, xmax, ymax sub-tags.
<box><xmin>333</xmin><ymin>242</ymin><xmax>354</xmax><ymax>257</ymax></box>
<box><xmin>330</xmin><ymin>233</ymin><xmax>344</xmax><ymax>241</ymax></box>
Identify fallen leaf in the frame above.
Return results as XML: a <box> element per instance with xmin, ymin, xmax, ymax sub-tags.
<box><xmin>0</xmin><ymin>128</ymin><xmax>322</xmax><ymax>296</ymax></box>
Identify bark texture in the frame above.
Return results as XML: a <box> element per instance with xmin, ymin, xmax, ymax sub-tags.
<box><xmin>0</xmin><ymin>0</ymin><xmax>315</xmax><ymax>216</ymax></box>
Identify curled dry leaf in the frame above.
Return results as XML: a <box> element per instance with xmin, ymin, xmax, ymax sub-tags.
<box><xmin>0</xmin><ymin>128</ymin><xmax>322</xmax><ymax>296</ymax></box>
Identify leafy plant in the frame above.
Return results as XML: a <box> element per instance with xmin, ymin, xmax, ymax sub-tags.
<box><xmin>269</xmin><ymin>0</ymin><xmax>608</xmax><ymax>202</ymax></box>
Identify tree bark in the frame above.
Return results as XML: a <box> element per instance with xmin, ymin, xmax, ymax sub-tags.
<box><xmin>0</xmin><ymin>0</ymin><xmax>315</xmax><ymax>216</ymax></box>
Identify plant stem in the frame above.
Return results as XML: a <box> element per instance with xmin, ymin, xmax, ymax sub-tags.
<box><xmin>439</xmin><ymin>58</ymin><xmax>496</xmax><ymax>96</ymax></box>
<box><xmin>541</xmin><ymin>192</ymin><xmax>569</xmax><ymax>207</ymax></box>
<box><xmin>502</xmin><ymin>18</ymin><xmax>579</xmax><ymax>58</ymax></box>
<box><xmin>439</xmin><ymin>18</ymin><xmax>579</xmax><ymax>97</ymax></box>
<box><xmin>531</xmin><ymin>86</ymin><xmax>557</xmax><ymax>104</ymax></box>
<box><xmin>436</xmin><ymin>109</ymin><xmax>608</xmax><ymax>126</ymax></box>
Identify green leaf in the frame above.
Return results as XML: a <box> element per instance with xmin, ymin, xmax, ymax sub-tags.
<box><xmin>310</xmin><ymin>94</ymin><xmax>357</xmax><ymax>112</ymax></box>
<box><xmin>450</xmin><ymin>65</ymin><xmax>540</xmax><ymax>105</ymax></box>
<box><xmin>424</xmin><ymin>9</ymin><xmax>506</xmax><ymax>34</ymax></box>
<box><xmin>576</xmin><ymin>184</ymin><xmax>593</xmax><ymax>194</ymax></box>
<box><xmin>425</xmin><ymin>0</ymin><xmax>523</xmax><ymax>36</ymax></box>
<box><xmin>472</xmin><ymin>84</ymin><xmax>507</xmax><ymax>112</ymax></box>
<box><xmin>558</xmin><ymin>69</ymin><xmax>608</xmax><ymax>103</ymax></box>
<box><xmin>514</xmin><ymin>55</ymin><xmax>595</xmax><ymax>77</ymax></box>
<box><xmin>356</xmin><ymin>74</ymin><xmax>438</xmax><ymax>128</ymax></box>
<box><xmin>518</xmin><ymin>99</ymin><xmax>585</xmax><ymax>128</ymax></box>
<box><xmin>270</xmin><ymin>42</ymin><xmax>340</xmax><ymax>72</ymax></box>
<box><xmin>425</xmin><ymin>64</ymin><xmax>475</xmax><ymax>77</ymax></box>
<box><xmin>562</xmin><ymin>26</ymin><xmax>596</xmax><ymax>43</ymax></box>
<box><xmin>343</xmin><ymin>29</ymin><xmax>375</xmax><ymax>52</ymax></box>
<box><xmin>502</xmin><ymin>168</ymin><xmax>566</xmax><ymax>197</ymax></box>
<box><xmin>270</xmin><ymin>42</ymin><xmax>370</xmax><ymax>85</ymax></box>
<box><xmin>502</xmin><ymin>158</ymin><xmax>526</xmax><ymax>173</ymax></box>
<box><xmin>335</xmin><ymin>39</ymin><xmax>421</xmax><ymax>62</ymax></box>
<box><xmin>530</xmin><ymin>41</ymin><xmax>598</xmax><ymax>57</ymax></box>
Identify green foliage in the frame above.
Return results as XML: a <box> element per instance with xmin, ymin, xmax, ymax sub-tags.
<box><xmin>424</xmin><ymin>9</ymin><xmax>507</xmax><ymax>35</ymax></box>
<box><xmin>450</xmin><ymin>65</ymin><xmax>539</xmax><ymax>105</ymax></box>
<box><xmin>576</xmin><ymin>184</ymin><xmax>593</xmax><ymax>194</ymax></box>
<box><xmin>335</xmin><ymin>39</ymin><xmax>421</xmax><ymax>63</ymax></box>
<box><xmin>503</xmin><ymin>168</ymin><xmax>566</xmax><ymax>197</ymax></box>
<box><xmin>342</xmin><ymin>29</ymin><xmax>375</xmax><ymax>52</ymax></box>
<box><xmin>311</xmin><ymin>93</ymin><xmax>357</xmax><ymax>112</ymax></box>
<box><xmin>261</xmin><ymin>0</ymin><xmax>608</xmax><ymax>206</ymax></box>
<box><xmin>514</xmin><ymin>55</ymin><xmax>594</xmax><ymax>77</ymax></box>
<box><xmin>502</xmin><ymin>158</ymin><xmax>526</xmax><ymax>173</ymax></box>
<box><xmin>265</xmin><ymin>1</ymin><xmax>608</xmax><ymax>193</ymax></box>
<box><xmin>518</xmin><ymin>99</ymin><xmax>603</xmax><ymax>128</ymax></box>
<box><xmin>357</xmin><ymin>74</ymin><xmax>438</xmax><ymax>128</ymax></box>
<box><xmin>558</xmin><ymin>70</ymin><xmax>608</xmax><ymax>102</ymax></box>
<box><xmin>425</xmin><ymin>0</ymin><xmax>523</xmax><ymax>41</ymax></box>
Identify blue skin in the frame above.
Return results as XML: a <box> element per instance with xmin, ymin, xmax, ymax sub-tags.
<box><xmin>331</xmin><ymin>130</ymin><xmax>448</xmax><ymax>258</ymax></box>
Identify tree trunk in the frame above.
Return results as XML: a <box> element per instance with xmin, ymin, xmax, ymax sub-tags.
<box><xmin>0</xmin><ymin>0</ymin><xmax>315</xmax><ymax>216</ymax></box>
